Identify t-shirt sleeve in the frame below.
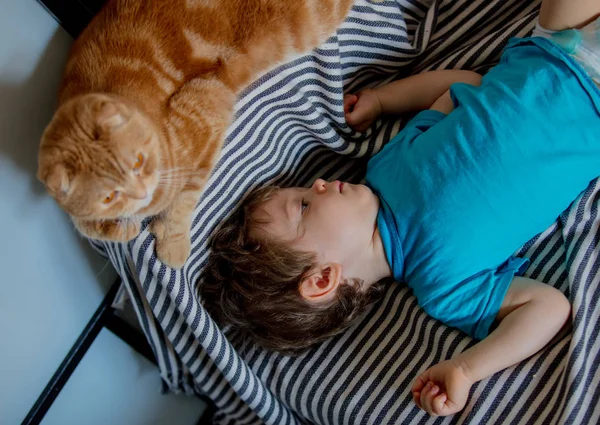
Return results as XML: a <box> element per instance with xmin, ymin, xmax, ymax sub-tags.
<box><xmin>404</xmin><ymin>109</ymin><xmax>447</xmax><ymax>136</ymax></box>
<box><xmin>384</xmin><ymin>109</ymin><xmax>447</xmax><ymax>149</ymax></box>
<box><xmin>421</xmin><ymin>256</ymin><xmax>530</xmax><ymax>340</ymax></box>
<box><xmin>449</xmin><ymin>82</ymin><xmax>478</xmax><ymax>108</ymax></box>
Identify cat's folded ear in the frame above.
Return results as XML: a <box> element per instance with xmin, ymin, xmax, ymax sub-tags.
<box><xmin>93</xmin><ymin>98</ymin><xmax>129</xmax><ymax>134</ymax></box>
<box><xmin>39</xmin><ymin>164</ymin><xmax>71</xmax><ymax>198</ymax></box>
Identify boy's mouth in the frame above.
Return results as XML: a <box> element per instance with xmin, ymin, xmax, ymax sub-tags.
<box><xmin>338</xmin><ymin>181</ymin><xmax>344</xmax><ymax>193</ymax></box>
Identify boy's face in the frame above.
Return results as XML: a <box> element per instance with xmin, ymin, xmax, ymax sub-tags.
<box><xmin>254</xmin><ymin>179</ymin><xmax>380</xmax><ymax>271</ymax></box>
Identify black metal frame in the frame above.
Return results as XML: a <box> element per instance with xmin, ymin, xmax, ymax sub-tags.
<box><xmin>21</xmin><ymin>279</ymin><xmax>216</xmax><ymax>425</ymax></box>
<box><xmin>26</xmin><ymin>1</ymin><xmax>218</xmax><ymax>423</ymax></box>
<box><xmin>22</xmin><ymin>281</ymin><xmax>121</xmax><ymax>425</ymax></box>
<box><xmin>36</xmin><ymin>0</ymin><xmax>104</xmax><ymax>38</ymax></box>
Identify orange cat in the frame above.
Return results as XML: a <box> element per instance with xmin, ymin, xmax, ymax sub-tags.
<box><xmin>38</xmin><ymin>0</ymin><xmax>354</xmax><ymax>267</ymax></box>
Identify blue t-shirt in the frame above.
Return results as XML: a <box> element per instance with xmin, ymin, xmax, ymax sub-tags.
<box><xmin>366</xmin><ymin>37</ymin><xmax>600</xmax><ymax>340</ymax></box>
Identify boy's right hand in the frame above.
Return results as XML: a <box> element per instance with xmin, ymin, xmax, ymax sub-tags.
<box><xmin>343</xmin><ymin>89</ymin><xmax>383</xmax><ymax>132</ymax></box>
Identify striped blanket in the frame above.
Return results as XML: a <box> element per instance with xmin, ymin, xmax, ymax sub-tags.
<box><xmin>95</xmin><ymin>0</ymin><xmax>600</xmax><ymax>423</ymax></box>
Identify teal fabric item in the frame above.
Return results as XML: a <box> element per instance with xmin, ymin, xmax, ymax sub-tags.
<box><xmin>366</xmin><ymin>37</ymin><xmax>600</xmax><ymax>340</ymax></box>
<box><xmin>552</xmin><ymin>29</ymin><xmax>581</xmax><ymax>54</ymax></box>
<box><xmin>533</xmin><ymin>17</ymin><xmax>600</xmax><ymax>83</ymax></box>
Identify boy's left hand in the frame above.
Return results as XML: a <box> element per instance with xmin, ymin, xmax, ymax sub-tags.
<box><xmin>411</xmin><ymin>359</ymin><xmax>473</xmax><ymax>416</ymax></box>
<box><xmin>343</xmin><ymin>89</ymin><xmax>382</xmax><ymax>132</ymax></box>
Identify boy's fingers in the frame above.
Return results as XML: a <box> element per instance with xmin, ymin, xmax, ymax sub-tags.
<box><xmin>343</xmin><ymin>94</ymin><xmax>358</xmax><ymax>113</ymax></box>
<box><xmin>433</xmin><ymin>393</ymin><xmax>448</xmax><ymax>415</ymax></box>
<box><xmin>343</xmin><ymin>97</ymin><xmax>349</xmax><ymax>113</ymax></box>
<box><xmin>353</xmin><ymin>122</ymin><xmax>370</xmax><ymax>132</ymax></box>
<box><xmin>410</xmin><ymin>376</ymin><xmax>426</xmax><ymax>409</ymax></box>
<box><xmin>412</xmin><ymin>374</ymin><xmax>428</xmax><ymax>393</ymax></box>
<box><xmin>345</xmin><ymin>112</ymin><xmax>360</xmax><ymax>127</ymax></box>
<box><xmin>348</xmin><ymin>104</ymin><xmax>369</xmax><ymax>124</ymax></box>
<box><xmin>346</xmin><ymin>113</ymin><xmax>371</xmax><ymax>131</ymax></box>
<box><xmin>420</xmin><ymin>383</ymin><xmax>434</xmax><ymax>414</ymax></box>
<box><xmin>427</xmin><ymin>385</ymin><xmax>440</xmax><ymax>414</ymax></box>
<box><xmin>344</xmin><ymin>110</ymin><xmax>352</xmax><ymax>121</ymax></box>
<box><xmin>412</xmin><ymin>391</ymin><xmax>422</xmax><ymax>409</ymax></box>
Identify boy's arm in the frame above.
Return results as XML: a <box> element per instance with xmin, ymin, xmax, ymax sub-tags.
<box><xmin>344</xmin><ymin>70</ymin><xmax>481</xmax><ymax>131</ymax></box>
<box><xmin>412</xmin><ymin>276</ymin><xmax>571</xmax><ymax>416</ymax></box>
<box><xmin>428</xmin><ymin>89</ymin><xmax>455</xmax><ymax>115</ymax></box>
<box><xmin>374</xmin><ymin>70</ymin><xmax>481</xmax><ymax>114</ymax></box>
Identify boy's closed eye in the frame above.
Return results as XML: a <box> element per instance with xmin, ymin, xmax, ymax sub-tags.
<box><xmin>301</xmin><ymin>198</ymin><xmax>309</xmax><ymax>215</ymax></box>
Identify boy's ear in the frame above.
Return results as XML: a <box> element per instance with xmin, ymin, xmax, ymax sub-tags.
<box><xmin>299</xmin><ymin>263</ymin><xmax>343</xmax><ymax>302</ymax></box>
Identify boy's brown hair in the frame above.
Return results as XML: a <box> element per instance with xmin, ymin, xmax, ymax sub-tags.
<box><xmin>199</xmin><ymin>185</ymin><xmax>387</xmax><ymax>355</ymax></box>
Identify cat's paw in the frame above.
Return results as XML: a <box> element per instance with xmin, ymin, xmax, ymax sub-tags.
<box><xmin>75</xmin><ymin>218</ymin><xmax>141</xmax><ymax>241</ymax></box>
<box><xmin>151</xmin><ymin>220</ymin><xmax>191</xmax><ymax>268</ymax></box>
<box><xmin>96</xmin><ymin>219</ymin><xmax>141</xmax><ymax>241</ymax></box>
<box><xmin>155</xmin><ymin>234</ymin><xmax>191</xmax><ymax>268</ymax></box>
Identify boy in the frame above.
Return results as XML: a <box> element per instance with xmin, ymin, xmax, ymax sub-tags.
<box><xmin>201</xmin><ymin>0</ymin><xmax>600</xmax><ymax>416</ymax></box>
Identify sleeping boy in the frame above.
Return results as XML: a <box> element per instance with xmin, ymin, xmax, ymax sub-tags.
<box><xmin>200</xmin><ymin>0</ymin><xmax>600</xmax><ymax>416</ymax></box>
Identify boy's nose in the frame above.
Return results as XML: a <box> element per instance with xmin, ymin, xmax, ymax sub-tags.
<box><xmin>312</xmin><ymin>178</ymin><xmax>327</xmax><ymax>194</ymax></box>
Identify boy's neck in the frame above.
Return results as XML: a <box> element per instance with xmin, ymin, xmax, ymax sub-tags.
<box><xmin>347</xmin><ymin>223</ymin><xmax>392</xmax><ymax>289</ymax></box>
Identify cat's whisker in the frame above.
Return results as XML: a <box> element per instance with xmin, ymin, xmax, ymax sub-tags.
<box><xmin>157</xmin><ymin>174</ymin><xmax>197</xmax><ymax>184</ymax></box>
<box><xmin>117</xmin><ymin>218</ymin><xmax>126</xmax><ymax>237</ymax></box>
<box><xmin>158</xmin><ymin>176</ymin><xmax>184</xmax><ymax>183</ymax></box>
<box><xmin>159</xmin><ymin>168</ymin><xmax>206</xmax><ymax>177</ymax></box>
<box><xmin>38</xmin><ymin>0</ymin><xmax>354</xmax><ymax>268</ymax></box>
<box><xmin>157</xmin><ymin>177</ymin><xmax>188</xmax><ymax>185</ymax></box>
<box><xmin>160</xmin><ymin>167</ymin><xmax>191</xmax><ymax>172</ymax></box>
<box><xmin>158</xmin><ymin>174</ymin><xmax>204</xmax><ymax>182</ymax></box>
<box><xmin>156</xmin><ymin>182</ymin><xmax>184</xmax><ymax>190</ymax></box>
<box><xmin>158</xmin><ymin>172</ymin><xmax>189</xmax><ymax>178</ymax></box>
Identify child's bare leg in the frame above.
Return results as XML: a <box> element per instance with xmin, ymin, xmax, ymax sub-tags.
<box><xmin>539</xmin><ymin>0</ymin><xmax>600</xmax><ymax>31</ymax></box>
<box><xmin>537</xmin><ymin>0</ymin><xmax>600</xmax><ymax>88</ymax></box>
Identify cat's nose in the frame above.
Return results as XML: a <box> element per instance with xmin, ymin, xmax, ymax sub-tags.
<box><xmin>129</xmin><ymin>183</ymin><xmax>148</xmax><ymax>200</ymax></box>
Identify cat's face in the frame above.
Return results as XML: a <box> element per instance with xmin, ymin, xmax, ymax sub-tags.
<box><xmin>38</xmin><ymin>94</ymin><xmax>163</xmax><ymax>220</ymax></box>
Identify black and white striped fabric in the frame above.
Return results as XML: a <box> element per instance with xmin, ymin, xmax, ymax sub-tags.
<box><xmin>94</xmin><ymin>0</ymin><xmax>600</xmax><ymax>423</ymax></box>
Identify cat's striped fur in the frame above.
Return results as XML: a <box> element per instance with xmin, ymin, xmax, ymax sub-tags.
<box><xmin>38</xmin><ymin>0</ymin><xmax>354</xmax><ymax>267</ymax></box>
